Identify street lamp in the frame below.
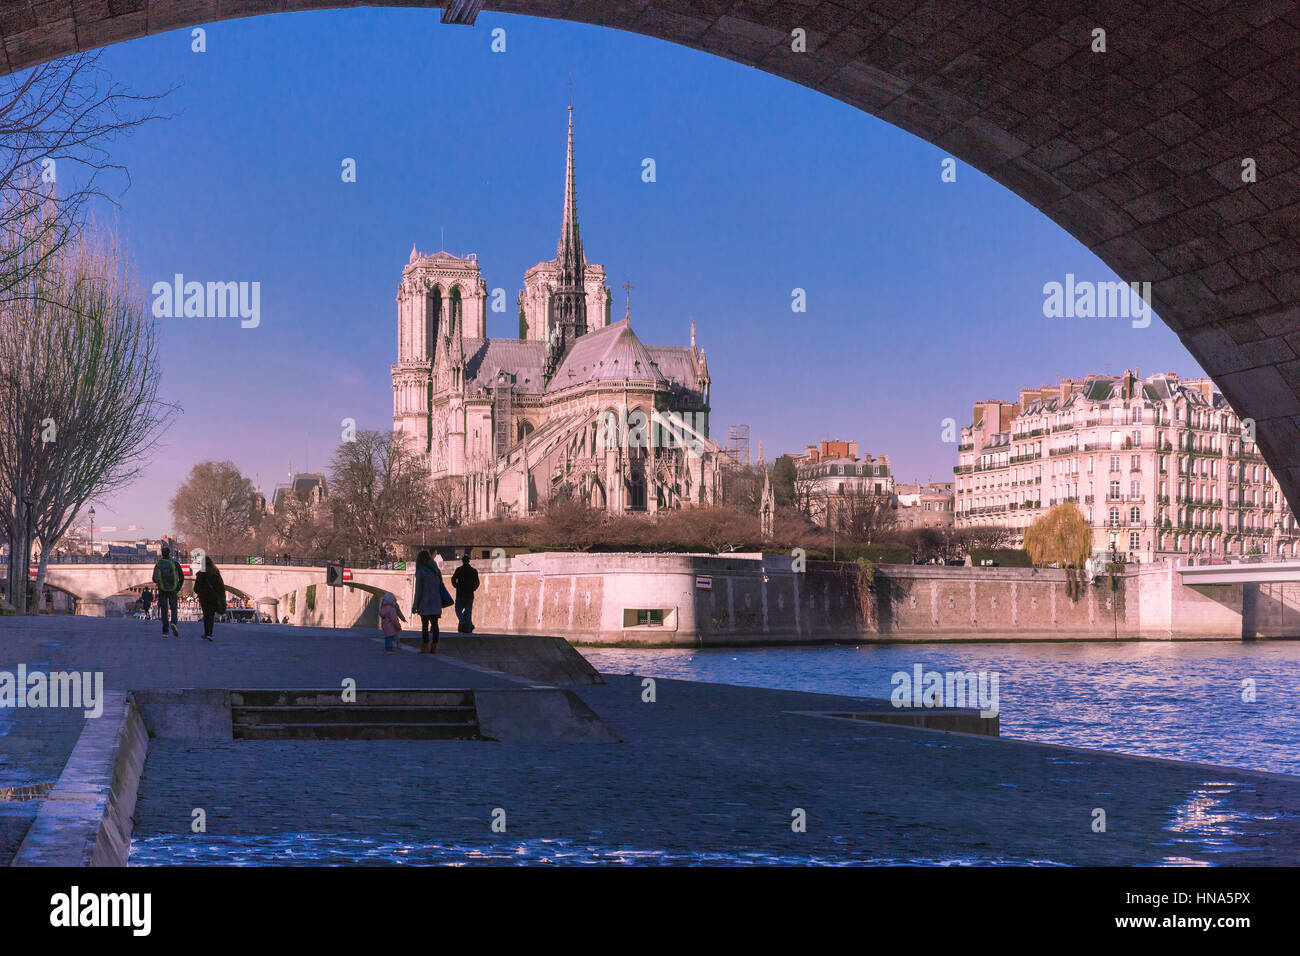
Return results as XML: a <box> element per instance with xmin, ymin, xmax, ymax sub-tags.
<box><xmin>21</xmin><ymin>493</ymin><xmax>34</xmax><ymax>614</ymax></box>
<box><xmin>89</xmin><ymin>506</ymin><xmax>95</xmax><ymax>558</ymax></box>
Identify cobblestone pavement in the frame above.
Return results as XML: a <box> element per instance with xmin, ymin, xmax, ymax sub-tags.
<box><xmin>6</xmin><ymin>616</ymin><xmax>1300</xmax><ymax>865</ymax></box>
<box><xmin>0</xmin><ymin>614</ymin><xmax>513</xmax><ymax>863</ymax></box>
<box><xmin>134</xmin><ymin>676</ymin><xmax>1300</xmax><ymax>866</ymax></box>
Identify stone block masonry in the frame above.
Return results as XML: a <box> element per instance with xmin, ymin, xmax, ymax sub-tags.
<box><xmin>266</xmin><ymin>552</ymin><xmax>1296</xmax><ymax>645</ymax></box>
<box><xmin>11</xmin><ymin>693</ymin><xmax>148</xmax><ymax>867</ymax></box>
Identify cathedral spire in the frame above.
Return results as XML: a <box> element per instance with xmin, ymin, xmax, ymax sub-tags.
<box><xmin>556</xmin><ymin>102</ymin><xmax>583</xmax><ymax>268</ymax></box>
<box><xmin>545</xmin><ymin>97</ymin><xmax>589</xmax><ymax>380</ymax></box>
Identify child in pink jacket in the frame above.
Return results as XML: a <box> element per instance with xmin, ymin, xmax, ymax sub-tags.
<box><xmin>379</xmin><ymin>593</ymin><xmax>404</xmax><ymax>652</ymax></box>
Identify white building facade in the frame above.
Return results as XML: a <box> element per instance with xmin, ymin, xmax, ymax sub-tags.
<box><xmin>954</xmin><ymin>371</ymin><xmax>1299</xmax><ymax>560</ymax></box>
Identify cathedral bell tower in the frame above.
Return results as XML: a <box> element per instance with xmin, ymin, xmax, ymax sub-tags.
<box><xmin>544</xmin><ymin>102</ymin><xmax>588</xmax><ymax>381</ymax></box>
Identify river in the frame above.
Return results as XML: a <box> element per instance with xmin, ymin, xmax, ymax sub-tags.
<box><xmin>581</xmin><ymin>640</ymin><xmax>1300</xmax><ymax>776</ymax></box>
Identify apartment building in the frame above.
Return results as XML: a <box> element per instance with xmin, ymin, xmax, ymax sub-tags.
<box><xmin>793</xmin><ymin>439</ymin><xmax>894</xmax><ymax>529</ymax></box>
<box><xmin>953</xmin><ymin>370</ymin><xmax>1299</xmax><ymax>560</ymax></box>
<box><xmin>896</xmin><ymin>481</ymin><xmax>956</xmax><ymax>530</ymax></box>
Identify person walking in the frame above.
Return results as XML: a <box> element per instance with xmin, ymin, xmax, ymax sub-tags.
<box><xmin>139</xmin><ymin>586</ymin><xmax>154</xmax><ymax>619</ymax></box>
<box><xmin>378</xmin><ymin>592</ymin><xmax>403</xmax><ymax>652</ymax></box>
<box><xmin>451</xmin><ymin>551</ymin><xmax>480</xmax><ymax>633</ymax></box>
<box><xmin>193</xmin><ymin>556</ymin><xmax>225</xmax><ymax>642</ymax></box>
<box><xmin>411</xmin><ymin>550</ymin><xmax>450</xmax><ymax>654</ymax></box>
<box><xmin>152</xmin><ymin>547</ymin><xmax>183</xmax><ymax>637</ymax></box>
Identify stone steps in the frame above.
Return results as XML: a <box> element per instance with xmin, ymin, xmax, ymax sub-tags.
<box><xmin>230</xmin><ymin>689</ymin><xmax>484</xmax><ymax>740</ymax></box>
<box><xmin>230</xmin><ymin>688</ymin><xmax>473</xmax><ymax>708</ymax></box>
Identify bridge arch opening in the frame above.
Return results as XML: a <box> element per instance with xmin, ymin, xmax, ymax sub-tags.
<box><xmin>3</xmin><ymin>2</ymin><xmax>1297</xmax><ymax>530</ymax></box>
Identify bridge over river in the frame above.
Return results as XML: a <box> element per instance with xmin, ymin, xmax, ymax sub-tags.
<box><xmin>3</xmin><ymin>558</ymin><xmax>417</xmax><ymax>625</ymax></box>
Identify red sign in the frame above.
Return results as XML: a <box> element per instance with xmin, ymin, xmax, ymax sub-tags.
<box><xmin>180</xmin><ymin>564</ymin><xmax>192</xmax><ymax>577</ymax></box>
<box><xmin>28</xmin><ymin>564</ymin><xmax>38</xmax><ymax>581</ymax></box>
<box><xmin>342</xmin><ymin>568</ymin><xmax>353</xmax><ymax>581</ymax></box>
<box><xmin>695</xmin><ymin>574</ymin><xmax>712</xmax><ymax>590</ymax></box>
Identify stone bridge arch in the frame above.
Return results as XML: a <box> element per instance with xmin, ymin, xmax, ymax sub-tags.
<box><xmin>4</xmin><ymin>2</ymin><xmax>1298</xmax><ymax>511</ymax></box>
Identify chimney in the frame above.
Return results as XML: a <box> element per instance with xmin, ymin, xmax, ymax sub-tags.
<box><xmin>1058</xmin><ymin>377</ymin><xmax>1072</xmax><ymax>402</ymax></box>
<box><xmin>847</xmin><ymin>440</ymin><xmax>859</xmax><ymax>461</ymax></box>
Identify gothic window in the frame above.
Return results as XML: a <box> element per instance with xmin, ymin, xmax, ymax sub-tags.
<box><xmin>628</xmin><ymin>471</ymin><xmax>647</xmax><ymax>512</ymax></box>
<box><xmin>426</xmin><ymin>288</ymin><xmax>442</xmax><ymax>359</ymax></box>
<box><xmin>451</xmin><ymin>286</ymin><xmax>463</xmax><ymax>329</ymax></box>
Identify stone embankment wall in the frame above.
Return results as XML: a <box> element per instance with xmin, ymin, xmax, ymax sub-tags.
<box><xmin>873</xmin><ymin>565</ymin><xmax>1138</xmax><ymax>641</ymax></box>
<box><xmin>267</xmin><ymin>552</ymin><xmax>1300</xmax><ymax>645</ymax></box>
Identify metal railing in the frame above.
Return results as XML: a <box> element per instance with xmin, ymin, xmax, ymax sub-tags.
<box><xmin>1</xmin><ymin>554</ymin><xmax>419</xmax><ymax>571</ymax></box>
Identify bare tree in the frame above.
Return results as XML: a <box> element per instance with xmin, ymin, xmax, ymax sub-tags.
<box><xmin>0</xmin><ymin>221</ymin><xmax>175</xmax><ymax>611</ymax></box>
<box><xmin>528</xmin><ymin>496</ymin><xmax>608</xmax><ymax>552</ymax></box>
<box><xmin>833</xmin><ymin>489</ymin><xmax>899</xmax><ymax>544</ymax></box>
<box><xmin>258</xmin><ymin>489</ymin><xmax>334</xmax><ymax>561</ymax></box>
<box><xmin>791</xmin><ymin>471</ymin><xmax>820</xmax><ymax>518</ymax></box>
<box><xmin>954</xmin><ymin>523</ymin><xmax>1014</xmax><ymax>555</ymax></box>
<box><xmin>428</xmin><ymin>475</ymin><xmax>466</xmax><ymax>531</ymax></box>
<box><xmin>328</xmin><ymin>430</ymin><xmax>431</xmax><ymax>562</ymax></box>
<box><xmin>652</xmin><ymin>505</ymin><xmax>759</xmax><ymax>553</ymax></box>
<box><xmin>170</xmin><ymin>461</ymin><xmax>258</xmax><ymax>555</ymax></box>
<box><xmin>719</xmin><ymin>462</ymin><xmax>763</xmax><ymax>515</ymax></box>
<box><xmin>0</xmin><ymin>52</ymin><xmax>169</xmax><ymax>300</ymax></box>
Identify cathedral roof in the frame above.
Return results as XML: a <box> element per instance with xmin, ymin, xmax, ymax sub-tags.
<box><xmin>645</xmin><ymin>344</ymin><xmax>702</xmax><ymax>390</ymax></box>
<box><xmin>464</xmin><ymin>339</ymin><xmax>546</xmax><ymax>393</ymax></box>
<box><xmin>547</xmin><ymin>319</ymin><xmax>666</xmax><ymax>392</ymax></box>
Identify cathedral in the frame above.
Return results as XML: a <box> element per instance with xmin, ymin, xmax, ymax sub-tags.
<box><xmin>391</xmin><ymin>105</ymin><xmax>723</xmax><ymax>521</ymax></box>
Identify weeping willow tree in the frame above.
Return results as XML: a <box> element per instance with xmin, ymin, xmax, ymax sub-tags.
<box><xmin>1023</xmin><ymin>503</ymin><xmax>1092</xmax><ymax>569</ymax></box>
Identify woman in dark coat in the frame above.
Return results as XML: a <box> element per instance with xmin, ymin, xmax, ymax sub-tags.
<box><xmin>193</xmin><ymin>556</ymin><xmax>226</xmax><ymax>643</ymax></box>
<box><xmin>411</xmin><ymin>549</ymin><xmax>446</xmax><ymax>654</ymax></box>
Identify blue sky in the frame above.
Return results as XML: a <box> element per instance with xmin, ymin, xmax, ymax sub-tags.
<box><xmin>79</xmin><ymin>7</ymin><xmax>1203</xmax><ymax>537</ymax></box>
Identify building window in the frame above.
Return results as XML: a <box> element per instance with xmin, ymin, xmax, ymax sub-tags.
<box><xmin>1130</xmin><ymin>506</ymin><xmax>1140</xmax><ymax>523</ymax></box>
<box><xmin>623</xmin><ymin>609</ymin><xmax>665</xmax><ymax>627</ymax></box>
<box><xmin>1130</xmin><ymin>532</ymin><xmax>1140</xmax><ymax>550</ymax></box>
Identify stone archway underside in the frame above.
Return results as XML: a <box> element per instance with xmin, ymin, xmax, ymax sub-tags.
<box><xmin>3</xmin><ymin>1</ymin><xmax>1298</xmax><ymax>510</ymax></box>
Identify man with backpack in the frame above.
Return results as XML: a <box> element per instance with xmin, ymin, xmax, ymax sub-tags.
<box><xmin>451</xmin><ymin>550</ymin><xmax>480</xmax><ymax>633</ymax></box>
<box><xmin>152</xmin><ymin>547</ymin><xmax>183</xmax><ymax>637</ymax></box>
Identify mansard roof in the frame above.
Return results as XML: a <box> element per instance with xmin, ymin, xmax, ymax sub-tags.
<box><xmin>547</xmin><ymin>319</ymin><xmax>667</xmax><ymax>392</ymax></box>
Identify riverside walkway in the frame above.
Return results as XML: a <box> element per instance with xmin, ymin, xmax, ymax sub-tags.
<box><xmin>3</xmin><ymin>615</ymin><xmax>1299</xmax><ymax>865</ymax></box>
